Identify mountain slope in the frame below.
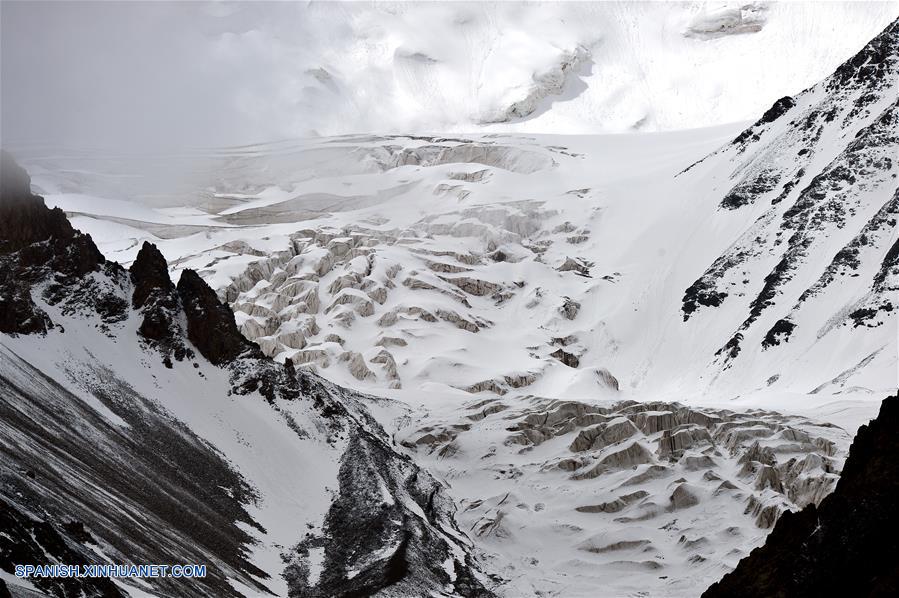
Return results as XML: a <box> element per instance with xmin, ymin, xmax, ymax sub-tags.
<box><xmin>681</xmin><ymin>16</ymin><xmax>899</xmax><ymax>373</ymax></box>
<box><xmin>18</xmin><ymin>20</ymin><xmax>897</xmax><ymax>410</ymax></box>
<box><xmin>0</xmin><ymin>151</ymin><xmax>494</xmax><ymax>597</ymax></box>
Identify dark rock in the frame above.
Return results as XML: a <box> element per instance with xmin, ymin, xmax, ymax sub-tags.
<box><xmin>0</xmin><ymin>152</ymin><xmax>117</xmax><ymax>334</ymax></box>
<box><xmin>720</xmin><ymin>169</ymin><xmax>781</xmax><ymax>210</ymax></box>
<box><xmin>827</xmin><ymin>18</ymin><xmax>898</xmax><ymax>93</ymax></box>
<box><xmin>130</xmin><ymin>242</ymin><xmax>174</xmax><ymax>309</ymax></box>
<box><xmin>284</xmin><ymin>431</ymin><xmax>495</xmax><ymax>598</ymax></box>
<box><xmin>703</xmin><ymin>394</ymin><xmax>899</xmax><ymax>598</ymax></box>
<box><xmin>731</xmin><ymin>96</ymin><xmax>796</xmax><ymax>146</ymax></box>
<box><xmin>130</xmin><ymin>242</ymin><xmax>192</xmax><ymax>362</ymax></box>
<box><xmin>177</xmin><ymin>269</ymin><xmax>261</xmax><ymax>366</ymax></box>
<box><xmin>0</xmin><ymin>150</ymin><xmax>76</xmax><ymax>255</ymax></box>
<box><xmin>682</xmin><ymin>278</ymin><xmax>728</xmax><ymax>320</ymax></box>
<box><xmin>0</xmin><ymin>278</ymin><xmax>52</xmax><ymax>335</ymax></box>
<box><xmin>550</xmin><ymin>347</ymin><xmax>580</xmax><ymax>368</ymax></box>
<box><xmin>715</xmin><ymin>333</ymin><xmax>743</xmax><ymax>361</ymax></box>
<box><xmin>761</xmin><ymin>319</ymin><xmax>796</xmax><ymax>349</ymax></box>
<box><xmin>0</xmin><ymin>497</ymin><xmax>125</xmax><ymax>598</ymax></box>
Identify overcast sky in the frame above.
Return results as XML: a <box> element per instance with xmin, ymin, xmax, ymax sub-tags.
<box><xmin>1</xmin><ymin>1</ymin><xmax>307</xmax><ymax>151</ymax></box>
<box><xmin>3</xmin><ymin>1</ymin><xmax>897</xmax><ymax>154</ymax></box>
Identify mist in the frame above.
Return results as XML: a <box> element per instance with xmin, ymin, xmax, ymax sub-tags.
<box><xmin>2</xmin><ymin>1</ymin><xmax>897</xmax><ymax>155</ymax></box>
<box><xmin>1</xmin><ymin>1</ymin><xmax>323</xmax><ymax>152</ymax></box>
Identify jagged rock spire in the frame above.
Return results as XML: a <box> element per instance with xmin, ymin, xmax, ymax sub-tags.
<box><xmin>177</xmin><ymin>269</ymin><xmax>261</xmax><ymax>365</ymax></box>
<box><xmin>130</xmin><ymin>241</ymin><xmax>175</xmax><ymax>308</ymax></box>
<box><xmin>0</xmin><ymin>150</ymin><xmax>76</xmax><ymax>255</ymax></box>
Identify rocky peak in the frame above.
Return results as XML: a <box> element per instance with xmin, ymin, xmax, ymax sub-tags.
<box><xmin>0</xmin><ymin>152</ymin><xmax>119</xmax><ymax>335</ymax></box>
<box><xmin>827</xmin><ymin>16</ymin><xmax>898</xmax><ymax>91</ymax></box>
<box><xmin>177</xmin><ymin>269</ymin><xmax>262</xmax><ymax>366</ymax></box>
<box><xmin>703</xmin><ymin>394</ymin><xmax>899</xmax><ymax>597</ymax></box>
<box><xmin>130</xmin><ymin>242</ymin><xmax>191</xmax><ymax>365</ymax></box>
<box><xmin>130</xmin><ymin>241</ymin><xmax>175</xmax><ymax>308</ymax></box>
<box><xmin>0</xmin><ymin>150</ymin><xmax>77</xmax><ymax>256</ymax></box>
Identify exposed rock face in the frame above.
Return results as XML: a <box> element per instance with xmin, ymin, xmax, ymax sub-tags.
<box><xmin>550</xmin><ymin>347</ymin><xmax>580</xmax><ymax>368</ymax></box>
<box><xmin>0</xmin><ymin>347</ymin><xmax>269</xmax><ymax>598</ymax></box>
<box><xmin>703</xmin><ymin>394</ymin><xmax>899</xmax><ymax>598</ymax></box>
<box><xmin>681</xmin><ymin>17</ymin><xmax>899</xmax><ymax>367</ymax></box>
<box><xmin>130</xmin><ymin>242</ymin><xmax>192</xmax><ymax>364</ymax></box>
<box><xmin>0</xmin><ymin>152</ymin><xmax>123</xmax><ymax>336</ymax></box>
<box><xmin>285</xmin><ymin>432</ymin><xmax>494</xmax><ymax>598</ymax></box>
<box><xmin>177</xmin><ymin>268</ymin><xmax>262</xmax><ymax>365</ymax></box>
<box><xmin>0</xmin><ymin>150</ymin><xmax>77</xmax><ymax>254</ymax></box>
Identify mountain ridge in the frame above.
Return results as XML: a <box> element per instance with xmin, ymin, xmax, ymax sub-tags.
<box><xmin>0</xmin><ymin>151</ymin><xmax>495</xmax><ymax>597</ymax></box>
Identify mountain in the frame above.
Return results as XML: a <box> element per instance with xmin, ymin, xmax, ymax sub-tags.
<box><xmin>2</xmin><ymin>13</ymin><xmax>897</xmax><ymax>598</ymax></box>
<box><xmin>702</xmin><ymin>393</ymin><xmax>899</xmax><ymax>597</ymax></box>
<box><xmin>680</xmin><ymin>15</ymin><xmax>899</xmax><ymax>382</ymax></box>
<box><xmin>27</xmin><ymin>19</ymin><xmax>895</xmax><ymax>415</ymax></box>
<box><xmin>0</xmin><ymin>151</ymin><xmax>494</xmax><ymax>597</ymax></box>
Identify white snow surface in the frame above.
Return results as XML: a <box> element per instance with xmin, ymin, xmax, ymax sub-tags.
<box><xmin>27</xmin><ymin>125</ymin><xmax>896</xmax><ymax>431</ymax></box>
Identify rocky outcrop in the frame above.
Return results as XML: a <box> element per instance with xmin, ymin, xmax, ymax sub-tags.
<box><xmin>703</xmin><ymin>394</ymin><xmax>899</xmax><ymax>598</ymax></box>
<box><xmin>0</xmin><ymin>152</ymin><xmax>123</xmax><ymax>336</ymax></box>
<box><xmin>178</xmin><ymin>269</ymin><xmax>262</xmax><ymax>366</ymax></box>
<box><xmin>130</xmin><ymin>242</ymin><xmax>192</xmax><ymax>364</ymax></box>
<box><xmin>557</xmin><ymin>256</ymin><xmax>591</xmax><ymax>277</ymax></box>
<box><xmin>550</xmin><ymin>347</ymin><xmax>580</xmax><ymax>368</ymax></box>
<box><xmin>0</xmin><ymin>157</ymin><xmax>496</xmax><ymax>597</ymax></box>
<box><xmin>0</xmin><ymin>150</ymin><xmax>77</xmax><ymax>254</ymax></box>
<box><xmin>559</xmin><ymin>296</ymin><xmax>580</xmax><ymax>320</ymax></box>
<box><xmin>681</xmin><ymin>17</ymin><xmax>899</xmax><ymax>370</ymax></box>
<box><xmin>284</xmin><ymin>432</ymin><xmax>494</xmax><ymax>598</ymax></box>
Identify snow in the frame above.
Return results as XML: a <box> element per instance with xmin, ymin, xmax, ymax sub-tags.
<box><xmin>17</xmin><ymin>110</ymin><xmax>893</xmax><ymax>593</ymax></box>
<box><xmin>0</xmin><ymin>570</ymin><xmax>40</xmax><ymax>594</ymax></box>
<box><xmin>1</xmin><ymin>301</ymin><xmax>341</xmax><ymax>598</ymax></box>
<box><xmin>25</xmin><ymin>119</ymin><xmax>894</xmax><ymax>430</ymax></box>
<box><xmin>3</xmin><ymin>6</ymin><xmax>897</xmax><ymax>596</ymax></box>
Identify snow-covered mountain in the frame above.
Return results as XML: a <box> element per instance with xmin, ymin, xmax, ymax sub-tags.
<box><xmin>0</xmin><ymin>152</ymin><xmax>495</xmax><ymax>598</ymax></box>
<box><xmin>24</xmin><ymin>18</ymin><xmax>897</xmax><ymax>413</ymax></box>
<box><xmin>2</xmin><ymin>9</ymin><xmax>898</xmax><ymax>598</ymax></box>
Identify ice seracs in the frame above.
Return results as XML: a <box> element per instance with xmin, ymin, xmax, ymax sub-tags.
<box><xmin>703</xmin><ymin>393</ymin><xmax>899</xmax><ymax>598</ymax></box>
<box><xmin>399</xmin><ymin>395</ymin><xmax>849</xmax><ymax>597</ymax></box>
<box><xmin>0</xmin><ymin>153</ymin><xmax>495</xmax><ymax>597</ymax></box>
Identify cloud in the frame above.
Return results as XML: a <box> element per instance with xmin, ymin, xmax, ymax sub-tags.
<box><xmin>2</xmin><ymin>1</ymin><xmax>896</xmax><ymax>152</ymax></box>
